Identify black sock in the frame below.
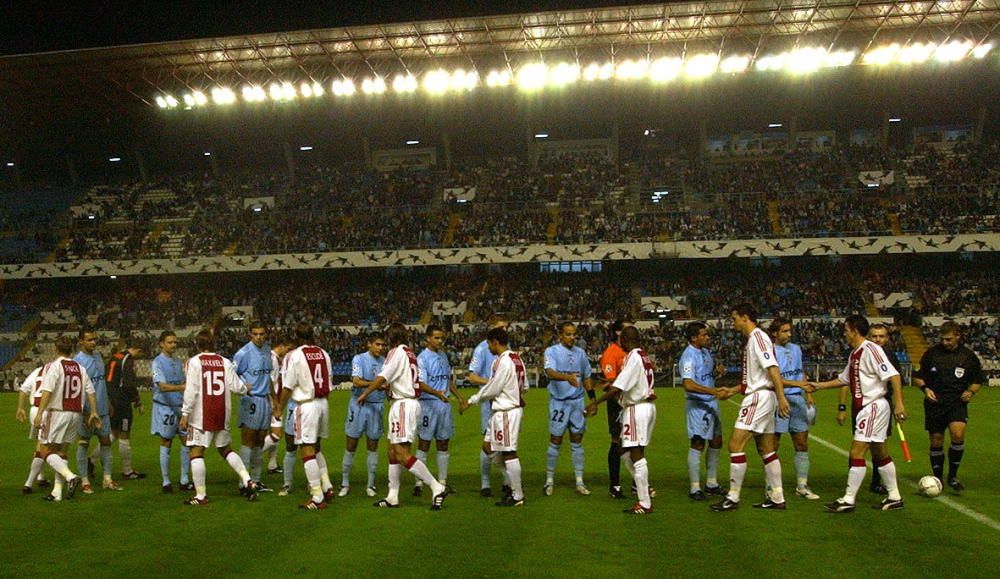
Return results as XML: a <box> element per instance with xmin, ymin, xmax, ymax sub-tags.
<box><xmin>930</xmin><ymin>447</ymin><xmax>945</xmax><ymax>481</ymax></box>
<box><xmin>608</xmin><ymin>443</ymin><xmax>621</xmax><ymax>488</ymax></box>
<box><xmin>948</xmin><ymin>443</ymin><xmax>965</xmax><ymax>481</ymax></box>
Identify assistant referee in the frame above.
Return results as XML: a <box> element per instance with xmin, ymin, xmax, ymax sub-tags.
<box><xmin>914</xmin><ymin>322</ymin><xmax>984</xmax><ymax>494</ymax></box>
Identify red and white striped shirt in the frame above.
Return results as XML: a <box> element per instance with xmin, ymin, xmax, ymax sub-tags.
<box><xmin>379</xmin><ymin>345</ymin><xmax>420</xmax><ymax>400</ymax></box>
<box><xmin>613</xmin><ymin>348</ymin><xmax>656</xmax><ymax>406</ymax></box>
<box><xmin>182</xmin><ymin>353</ymin><xmax>245</xmax><ymax>431</ymax></box>
<box><xmin>19</xmin><ymin>366</ymin><xmax>44</xmax><ymax>407</ymax></box>
<box><xmin>39</xmin><ymin>357</ymin><xmax>95</xmax><ymax>413</ymax></box>
<box><xmin>741</xmin><ymin>328</ymin><xmax>778</xmax><ymax>394</ymax></box>
<box><xmin>838</xmin><ymin>339</ymin><xmax>899</xmax><ymax>412</ymax></box>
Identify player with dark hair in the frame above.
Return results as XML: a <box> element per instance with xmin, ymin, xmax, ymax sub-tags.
<box><xmin>106</xmin><ymin>339</ymin><xmax>145</xmax><ymax>480</ymax></box>
<box><xmin>914</xmin><ymin>321</ymin><xmax>983</xmax><ymax>494</ymax></box>
<box><xmin>75</xmin><ymin>327</ymin><xmax>120</xmax><ymax>494</ymax></box>
<box><xmin>16</xmin><ymin>363</ymin><xmax>50</xmax><ymax>493</ymax></box>
<box><xmin>678</xmin><ymin>321</ymin><xmax>725</xmax><ymax>500</ymax></box>
<box><xmin>263</xmin><ymin>333</ymin><xmax>294</xmax><ymax>478</ymax></box>
<box><xmin>467</xmin><ymin>314</ymin><xmax>510</xmax><ymax>497</ymax></box>
<box><xmin>233</xmin><ymin>321</ymin><xmax>274</xmax><ymax>490</ymax></box>
<box><xmin>151</xmin><ymin>330</ymin><xmax>193</xmax><ymax>493</ymax></box>
<box><xmin>414</xmin><ymin>324</ymin><xmax>462</xmax><ymax>496</ymax></box>
<box><xmin>338</xmin><ymin>331</ymin><xmax>387</xmax><ymax>498</ymax></box>
<box><xmin>598</xmin><ymin>319</ymin><xmax>632</xmax><ymax>499</ymax></box>
<box><xmin>863</xmin><ymin>323</ymin><xmax>903</xmax><ymax>494</ymax></box>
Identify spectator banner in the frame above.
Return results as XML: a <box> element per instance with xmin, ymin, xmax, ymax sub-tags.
<box><xmin>873</xmin><ymin>292</ymin><xmax>913</xmax><ymax>309</ymax></box>
<box><xmin>432</xmin><ymin>301</ymin><xmax>467</xmax><ymax>316</ymax></box>
<box><xmin>243</xmin><ymin>197</ymin><xmax>275</xmax><ymax>210</ymax></box>
<box><xmin>1</xmin><ymin>234</ymin><xmax>996</xmax><ymax>280</ymax></box>
<box><xmin>858</xmin><ymin>170</ymin><xmax>895</xmax><ymax>187</ymax></box>
<box><xmin>372</xmin><ymin>147</ymin><xmax>436</xmax><ymax>172</ymax></box>
<box><xmin>535</xmin><ymin>139</ymin><xmax>613</xmax><ymax>159</ymax></box>
<box><xmin>444</xmin><ymin>187</ymin><xmax>476</xmax><ymax>203</ymax></box>
<box><xmin>40</xmin><ymin>310</ymin><xmax>77</xmax><ymax>325</ymax></box>
<box><xmin>641</xmin><ymin>296</ymin><xmax>688</xmax><ymax>312</ymax></box>
<box><xmin>221</xmin><ymin>306</ymin><xmax>255</xmax><ymax>320</ymax></box>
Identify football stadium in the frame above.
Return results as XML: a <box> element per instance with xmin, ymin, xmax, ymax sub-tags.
<box><xmin>1</xmin><ymin>1</ymin><xmax>998</xmax><ymax>577</ymax></box>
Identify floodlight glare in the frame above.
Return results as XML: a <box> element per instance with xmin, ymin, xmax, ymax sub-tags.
<box><xmin>155</xmin><ymin>96</ymin><xmax>168</xmax><ymax>109</ymax></box>
<box><xmin>361</xmin><ymin>76</ymin><xmax>387</xmax><ymax>94</ymax></box>
<box><xmin>485</xmin><ymin>69</ymin><xmax>512</xmax><ymax>87</ymax></box>
<box><xmin>109</xmin><ymin>157</ymin><xmax>122</xmax><ymax>162</ymax></box>
<box><xmin>684</xmin><ymin>54</ymin><xmax>719</xmax><ymax>78</ymax></box>
<box><xmin>331</xmin><ymin>78</ymin><xmax>356</xmax><ymax>96</ymax></box>
<box><xmin>211</xmin><ymin>87</ymin><xmax>236</xmax><ymax>105</ymax></box>
<box><xmin>582</xmin><ymin>62</ymin><xmax>613</xmax><ymax>81</ymax></box>
<box><xmin>768</xmin><ymin>123</ymin><xmax>783</xmax><ymax>128</ymax></box>
<box><xmin>300</xmin><ymin>83</ymin><xmax>313</xmax><ymax>97</ymax></box>
<box><xmin>310</xmin><ymin>82</ymin><xmax>325</xmax><ymax>97</ymax></box>
<box><xmin>204</xmin><ymin>152</ymin><xmax>212</xmax><ymax>156</ymax></box>
<box><xmin>972</xmin><ymin>42</ymin><xmax>993</xmax><ymax>59</ymax></box>
<box><xmin>784</xmin><ymin>48</ymin><xmax>826</xmax><ymax>74</ymax></box>
<box><xmin>516</xmin><ymin>63</ymin><xmax>548</xmax><ymax>90</ymax></box>
<box><xmin>534</xmin><ymin>133</ymin><xmax>549</xmax><ymax>139</ymax></box>
<box><xmin>898</xmin><ymin>43</ymin><xmax>936</xmax><ymax>64</ymax></box>
<box><xmin>888</xmin><ymin>117</ymin><xmax>902</xmax><ymax>123</ymax></box>
<box><xmin>935</xmin><ymin>40</ymin><xmax>972</xmax><ymax>62</ymax></box>
<box><xmin>392</xmin><ymin>74</ymin><xmax>418</xmax><ymax>93</ymax></box>
<box><xmin>242</xmin><ymin>85</ymin><xmax>266</xmax><ymax>102</ymax></box>
<box><xmin>192</xmin><ymin>91</ymin><xmax>208</xmax><ymax>106</ymax></box>
<box><xmin>165</xmin><ymin>95</ymin><xmax>178</xmax><ymax>108</ymax></box>
<box><xmin>423</xmin><ymin>69</ymin><xmax>451</xmax><ymax>94</ymax></box>
<box><xmin>449</xmin><ymin>69</ymin><xmax>479</xmax><ymax>91</ymax></box>
<box><xmin>649</xmin><ymin>57</ymin><xmax>682</xmax><ymax>82</ymax></box>
<box><xmin>405</xmin><ymin>140</ymin><xmax>420</xmax><ymax>145</ymax></box>
<box><xmin>183</xmin><ymin>93</ymin><xmax>196</xmax><ymax>107</ymax></box>
<box><xmin>615</xmin><ymin>59</ymin><xmax>649</xmax><ymax>80</ymax></box>
<box><xmin>5</xmin><ymin>162</ymin><xmax>14</xmax><ymax>167</ymax></box>
<box><xmin>548</xmin><ymin>62</ymin><xmax>580</xmax><ymax>86</ymax></box>
<box><xmin>299</xmin><ymin>146</ymin><xmax>313</xmax><ymax>151</ymax></box>
<box><xmin>719</xmin><ymin>55</ymin><xmax>750</xmax><ymax>73</ymax></box>
<box><xmin>863</xmin><ymin>44</ymin><xmax>901</xmax><ymax>65</ymax></box>
<box><xmin>755</xmin><ymin>53</ymin><xmax>786</xmax><ymax>71</ymax></box>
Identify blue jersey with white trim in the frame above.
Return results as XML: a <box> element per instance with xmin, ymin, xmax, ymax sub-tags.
<box><xmin>351</xmin><ymin>352</ymin><xmax>385</xmax><ymax>402</ymax></box>
<box><xmin>152</xmin><ymin>353</ymin><xmax>185</xmax><ymax>407</ymax></box>
<box><xmin>75</xmin><ymin>350</ymin><xmax>108</xmax><ymax>415</ymax></box>
<box><xmin>679</xmin><ymin>344</ymin><xmax>716</xmax><ymax>401</ymax></box>
<box><xmin>418</xmin><ymin>348</ymin><xmax>452</xmax><ymax>402</ymax></box>
<box><xmin>233</xmin><ymin>341</ymin><xmax>273</xmax><ymax>397</ymax></box>
<box><xmin>775</xmin><ymin>342</ymin><xmax>804</xmax><ymax>394</ymax></box>
<box><xmin>544</xmin><ymin>343</ymin><xmax>592</xmax><ymax>401</ymax></box>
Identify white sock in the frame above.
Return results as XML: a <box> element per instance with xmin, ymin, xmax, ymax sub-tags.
<box><xmin>26</xmin><ymin>455</ymin><xmax>45</xmax><ymax>488</ymax></box>
<box><xmin>46</xmin><ymin>453</ymin><xmax>75</xmax><ymax>480</ymax></box>
<box><xmin>262</xmin><ymin>433</ymin><xmax>279</xmax><ymax>454</ymax></box>
<box><xmin>341</xmin><ymin>450</ymin><xmax>355</xmax><ymax>487</ymax></box>
<box><xmin>100</xmin><ymin>445</ymin><xmax>113</xmax><ymax>482</ymax></box>
<box><xmin>570</xmin><ymin>442</ymin><xmax>585</xmax><ymax>485</ymax></box>
<box><xmin>387</xmin><ymin>463</ymin><xmax>402</xmax><ymax>504</ymax></box>
<box><xmin>267</xmin><ymin>450</ymin><xmax>278</xmax><ymax>471</ymax></box>
<box><xmin>225</xmin><ymin>451</ymin><xmax>251</xmax><ymax>486</ymax></box>
<box><xmin>366</xmin><ymin>450</ymin><xmax>378</xmax><ymax>488</ymax></box>
<box><xmin>119</xmin><ymin>439</ymin><xmax>133</xmax><ymax>474</ymax></box>
<box><xmin>316</xmin><ymin>452</ymin><xmax>332</xmax><ymax>491</ymax></box>
<box><xmin>794</xmin><ymin>451</ymin><xmax>810</xmax><ymax>488</ymax></box>
<box><xmin>239</xmin><ymin>446</ymin><xmax>252</xmax><ymax>476</ymax></box>
<box><xmin>877</xmin><ymin>458</ymin><xmax>901</xmax><ymax>501</ymax></box>
<box><xmin>304</xmin><ymin>456</ymin><xmax>323</xmax><ymax>503</ymax></box>
<box><xmin>407</xmin><ymin>458</ymin><xmax>443</xmax><ymax>496</ymax></box>
<box><xmin>706</xmin><ymin>447</ymin><xmax>720</xmax><ymax>487</ymax></box>
<box><xmin>191</xmin><ymin>457</ymin><xmax>207</xmax><ymax>499</ymax></box>
<box><xmin>727</xmin><ymin>453</ymin><xmax>747</xmax><ymax>502</ymax></box>
<box><xmin>762</xmin><ymin>452</ymin><xmax>784</xmax><ymax>503</ymax></box>
<box><xmin>634</xmin><ymin>458</ymin><xmax>651</xmax><ymax>509</ymax></box>
<box><xmin>53</xmin><ymin>472</ymin><xmax>65</xmax><ymax>500</ymax></box>
<box><xmin>283</xmin><ymin>451</ymin><xmax>297</xmax><ymax>487</ymax></box>
<box><xmin>414</xmin><ymin>449</ymin><xmax>428</xmax><ymax>487</ymax></box>
<box><xmin>505</xmin><ymin>458</ymin><xmax>523</xmax><ymax>500</ymax></box>
<box><xmin>844</xmin><ymin>459</ymin><xmax>867</xmax><ymax>504</ymax></box>
<box><xmin>250</xmin><ymin>447</ymin><xmax>263</xmax><ymax>482</ymax></box>
<box><xmin>437</xmin><ymin>451</ymin><xmax>450</xmax><ymax>485</ymax></box>
<box><xmin>76</xmin><ymin>443</ymin><xmax>89</xmax><ymax>483</ymax></box>
<box><xmin>688</xmin><ymin>448</ymin><xmax>702</xmax><ymax>491</ymax></box>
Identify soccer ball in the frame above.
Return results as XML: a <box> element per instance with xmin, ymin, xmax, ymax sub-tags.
<box><xmin>918</xmin><ymin>476</ymin><xmax>942</xmax><ymax>497</ymax></box>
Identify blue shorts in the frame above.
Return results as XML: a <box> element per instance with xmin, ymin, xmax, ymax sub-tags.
<box><xmin>549</xmin><ymin>397</ymin><xmax>586</xmax><ymax>437</ymax></box>
<box><xmin>775</xmin><ymin>392</ymin><xmax>810</xmax><ymax>434</ymax></box>
<box><xmin>419</xmin><ymin>400</ymin><xmax>455</xmax><ymax>441</ymax></box>
<box><xmin>79</xmin><ymin>413</ymin><xmax>111</xmax><ymax>439</ymax></box>
<box><xmin>239</xmin><ymin>395</ymin><xmax>272</xmax><ymax>431</ymax></box>
<box><xmin>479</xmin><ymin>401</ymin><xmax>492</xmax><ymax>435</ymax></box>
<box><xmin>283</xmin><ymin>400</ymin><xmax>299</xmax><ymax>437</ymax></box>
<box><xmin>151</xmin><ymin>404</ymin><xmax>186</xmax><ymax>440</ymax></box>
<box><xmin>686</xmin><ymin>398</ymin><xmax>723</xmax><ymax>441</ymax></box>
<box><xmin>345</xmin><ymin>397</ymin><xmax>384</xmax><ymax>440</ymax></box>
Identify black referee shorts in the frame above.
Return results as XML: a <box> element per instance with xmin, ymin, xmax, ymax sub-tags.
<box><xmin>607</xmin><ymin>397</ymin><xmax>622</xmax><ymax>440</ymax></box>
<box><xmin>924</xmin><ymin>400</ymin><xmax>968</xmax><ymax>433</ymax></box>
<box><xmin>110</xmin><ymin>397</ymin><xmax>134</xmax><ymax>433</ymax></box>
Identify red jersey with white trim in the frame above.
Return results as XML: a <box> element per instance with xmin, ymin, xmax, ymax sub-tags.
<box><xmin>613</xmin><ymin>348</ymin><xmax>656</xmax><ymax>406</ymax></box>
<box><xmin>270</xmin><ymin>351</ymin><xmax>283</xmax><ymax>398</ymax></box>
<box><xmin>283</xmin><ymin>345</ymin><xmax>333</xmax><ymax>402</ymax></box>
<box><xmin>467</xmin><ymin>351</ymin><xmax>527</xmax><ymax>411</ymax></box>
<box><xmin>39</xmin><ymin>357</ymin><xmax>95</xmax><ymax>413</ymax></box>
<box><xmin>379</xmin><ymin>345</ymin><xmax>420</xmax><ymax>400</ymax></box>
<box><xmin>182</xmin><ymin>353</ymin><xmax>245</xmax><ymax>432</ymax></box>
<box><xmin>838</xmin><ymin>339</ymin><xmax>899</xmax><ymax>412</ymax></box>
<box><xmin>19</xmin><ymin>366</ymin><xmax>44</xmax><ymax>407</ymax></box>
<box><xmin>741</xmin><ymin>327</ymin><xmax>778</xmax><ymax>394</ymax></box>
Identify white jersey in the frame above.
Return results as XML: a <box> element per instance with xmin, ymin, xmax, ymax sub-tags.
<box><xmin>467</xmin><ymin>350</ymin><xmax>527</xmax><ymax>412</ymax></box>
<box><xmin>40</xmin><ymin>357</ymin><xmax>95</xmax><ymax>412</ymax></box>
<box><xmin>182</xmin><ymin>352</ymin><xmax>245</xmax><ymax>432</ymax></box>
<box><xmin>838</xmin><ymin>339</ymin><xmax>899</xmax><ymax>412</ymax></box>
<box><xmin>283</xmin><ymin>344</ymin><xmax>333</xmax><ymax>403</ymax></box>
<box><xmin>270</xmin><ymin>351</ymin><xmax>283</xmax><ymax>398</ymax></box>
<box><xmin>379</xmin><ymin>345</ymin><xmax>420</xmax><ymax>400</ymax></box>
<box><xmin>741</xmin><ymin>327</ymin><xmax>778</xmax><ymax>394</ymax></box>
<box><xmin>19</xmin><ymin>366</ymin><xmax>44</xmax><ymax>407</ymax></box>
<box><xmin>613</xmin><ymin>348</ymin><xmax>656</xmax><ymax>406</ymax></box>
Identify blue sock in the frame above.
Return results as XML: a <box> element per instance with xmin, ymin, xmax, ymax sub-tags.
<box><xmin>77</xmin><ymin>443</ymin><xmax>89</xmax><ymax>480</ymax></box>
<box><xmin>366</xmin><ymin>451</ymin><xmax>378</xmax><ymax>489</ymax></box>
<box><xmin>546</xmin><ymin>443</ymin><xmax>560</xmax><ymax>482</ymax></box>
<box><xmin>571</xmin><ymin>442</ymin><xmax>585</xmax><ymax>484</ymax></box>
<box><xmin>180</xmin><ymin>445</ymin><xmax>191</xmax><ymax>485</ymax></box>
<box><xmin>160</xmin><ymin>446</ymin><xmax>171</xmax><ymax>486</ymax></box>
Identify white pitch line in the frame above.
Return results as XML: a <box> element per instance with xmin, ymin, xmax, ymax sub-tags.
<box><xmin>808</xmin><ymin>433</ymin><xmax>1000</xmax><ymax>532</ymax></box>
<box><xmin>721</xmin><ymin>398</ymin><xmax>1000</xmax><ymax>531</ymax></box>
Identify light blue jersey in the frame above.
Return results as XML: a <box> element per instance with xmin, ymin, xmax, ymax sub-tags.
<box><xmin>234</xmin><ymin>341</ymin><xmax>273</xmax><ymax>397</ymax></box>
<box><xmin>775</xmin><ymin>342</ymin><xmax>804</xmax><ymax>395</ymax></box>
<box><xmin>151</xmin><ymin>353</ymin><xmax>185</xmax><ymax>407</ymax></box>
<box><xmin>544</xmin><ymin>343</ymin><xmax>592</xmax><ymax>401</ymax></box>
<box><xmin>679</xmin><ymin>344</ymin><xmax>716</xmax><ymax>401</ymax></box>
<box><xmin>351</xmin><ymin>352</ymin><xmax>385</xmax><ymax>403</ymax></box>
<box><xmin>418</xmin><ymin>348</ymin><xmax>452</xmax><ymax>402</ymax></box>
<box><xmin>469</xmin><ymin>339</ymin><xmax>497</xmax><ymax>433</ymax></box>
<box><xmin>75</xmin><ymin>350</ymin><xmax>108</xmax><ymax>416</ymax></box>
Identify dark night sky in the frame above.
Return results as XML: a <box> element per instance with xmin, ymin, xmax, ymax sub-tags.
<box><xmin>2</xmin><ymin>0</ymin><xmax>642</xmax><ymax>55</ymax></box>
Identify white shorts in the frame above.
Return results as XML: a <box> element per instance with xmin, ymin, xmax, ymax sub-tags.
<box><xmin>734</xmin><ymin>391</ymin><xmax>776</xmax><ymax>434</ymax></box>
<box><xmin>388</xmin><ymin>399</ymin><xmax>420</xmax><ymax>445</ymax></box>
<box><xmin>28</xmin><ymin>407</ymin><xmax>40</xmax><ymax>440</ymax></box>
<box><xmin>294</xmin><ymin>398</ymin><xmax>329</xmax><ymax>445</ymax></box>
<box><xmin>488</xmin><ymin>408</ymin><xmax>523</xmax><ymax>452</ymax></box>
<box><xmin>40</xmin><ymin>410</ymin><xmax>82</xmax><ymax>446</ymax></box>
<box><xmin>620</xmin><ymin>402</ymin><xmax>656</xmax><ymax>448</ymax></box>
<box><xmin>186</xmin><ymin>426</ymin><xmax>232</xmax><ymax>448</ymax></box>
<box><xmin>854</xmin><ymin>398</ymin><xmax>891</xmax><ymax>444</ymax></box>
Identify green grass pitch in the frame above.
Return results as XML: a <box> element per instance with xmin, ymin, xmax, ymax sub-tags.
<box><xmin>2</xmin><ymin>387</ymin><xmax>998</xmax><ymax>578</ymax></box>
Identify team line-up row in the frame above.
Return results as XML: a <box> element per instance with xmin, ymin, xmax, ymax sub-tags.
<box><xmin>16</xmin><ymin>309</ymin><xmax>984</xmax><ymax>514</ymax></box>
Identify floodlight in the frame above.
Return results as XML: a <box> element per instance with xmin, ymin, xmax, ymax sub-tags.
<box><xmin>211</xmin><ymin>87</ymin><xmax>236</xmax><ymax>105</ymax></box>
<box><xmin>242</xmin><ymin>85</ymin><xmax>266</xmax><ymax>102</ymax></box>
<box><xmin>449</xmin><ymin>69</ymin><xmax>479</xmax><ymax>91</ymax></box>
<box><xmin>516</xmin><ymin>63</ymin><xmax>548</xmax><ymax>90</ymax></box>
<box><xmin>183</xmin><ymin>94</ymin><xmax>196</xmax><ymax>107</ymax></box>
<box><xmin>299</xmin><ymin>146</ymin><xmax>313</xmax><ymax>151</ymax></box>
<box><xmin>684</xmin><ymin>53</ymin><xmax>719</xmax><ymax>78</ymax></box>
<box><xmin>888</xmin><ymin>118</ymin><xmax>902</xmax><ymax>123</ymax></box>
<box><xmin>719</xmin><ymin>55</ymin><xmax>750</xmax><ymax>73</ymax></box>
<box><xmin>935</xmin><ymin>40</ymin><xmax>972</xmax><ymax>62</ymax></box>
<box><xmin>755</xmin><ymin>53</ymin><xmax>786</xmax><ymax>71</ymax></box>
<box><xmin>406</xmin><ymin>140</ymin><xmax>420</xmax><ymax>145</ymax></box>
<box><xmin>109</xmin><ymin>157</ymin><xmax>121</xmax><ymax>162</ymax></box>
<box><xmin>768</xmin><ymin>123</ymin><xmax>783</xmax><ymax>128</ymax></box>
<box><xmin>392</xmin><ymin>74</ymin><xmax>418</xmax><ymax>93</ymax></box>
<box><xmin>204</xmin><ymin>152</ymin><xmax>212</xmax><ymax>156</ymax></box>
<box><xmin>362</xmin><ymin>76</ymin><xmax>387</xmax><ymax>94</ymax></box>
<box><xmin>898</xmin><ymin>43</ymin><xmax>936</xmax><ymax>64</ymax></box>
<box><xmin>486</xmin><ymin>69</ymin><xmax>512</xmax><ymax>87</ymax></box>
<box><xmin>534</xmin><ymin>133</ymin><xmax>549</xmax><ymax>139</ymax></box>
<box><xmin>192</xmin><ymin>91</ymin><xmax>208</xmax><ymax>106</ymax></box>
<box><xmin>155</xmin><ymin>96</ymin><xmax>168</xmax><ymax>109</ymax></box>
<box><xmin>110</xmin><ymin>275</ymin><xmax>117</xmax><ymax>279</ymax></box>
<box><xmin>165</xmin><ymin>95</ymin><xmax>178</xmax><ymax>108</ymax></box>
<box><xmin>300</xmin><ymin>83</ymin><xmax>313</xmax><ymax>97</ymax></box>
<box><xmin>649</xmin><ymin>57</ymin><xmax>682</xmax><ymax>82</ymax></box>
<box><xmin>825</xmin><ymin>49</ymin><xmax>857</xmax><ymax>67</ymax></box>
<box><xmin>310</xmin><ymin>82</ymin><xmax>325</xmax><ymax>97</ymax></box>
<box><xmin>423</xmin><ymin>69</ymin><xmax>451</xmax><ymax>94</ymax></box>
<box><xmin>582</xmin><ymin>62</ymin><xmax>613</xmax><ymax>81</ymax></box>
<box><xmin>972</xmin><ymin>42</ymin><xmax>993</xmax><ymax>59</ymax></box>
<box><xmin>331</xmin><ymin>78</ymin><xmax>356</xmax><ymax>96</ymax></box>
<box><xmin>784</xmin><ymin>48</ymin><xmax>826</xmax><ymax>74</ymax></box>
<box><xmin>548</xmin><ymin>62</ymin><xmax>580</xmax><ymax>86</ymax></box>
<box><xmin>5</xmin><ymin>162</ymin><xmax>13</xmax><ymax>167</ymax></box>
<box><xmin>615</xmin><ymin>59</ymin><xmax>649</xmax><ymax>80</ymax></box>
<box><xmin>863</xmin><ymin>44</ymin><xmax>901</xmax><ymax>65</ymax></box>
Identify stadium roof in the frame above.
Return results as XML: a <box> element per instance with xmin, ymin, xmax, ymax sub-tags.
<box><xmin>2</xmin><ymin>1</ymin><xmax>998</xmax><ymax>111</ymax></box>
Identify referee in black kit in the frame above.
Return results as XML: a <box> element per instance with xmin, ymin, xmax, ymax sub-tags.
<box><xmin>914</xmin><ymin>322</ymin><xmax>984</xmax><ymax>494</ymax></box>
